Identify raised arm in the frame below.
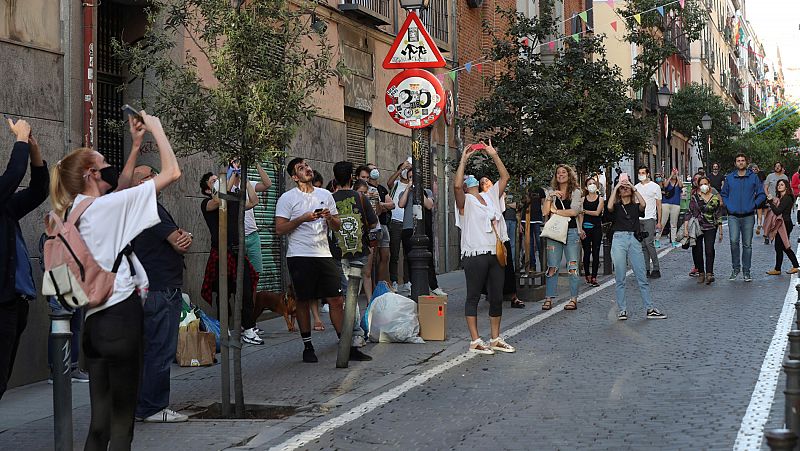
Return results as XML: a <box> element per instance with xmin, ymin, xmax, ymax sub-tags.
<box><xmin>1</xmin><ymin>119</ymin><xmax>31</xmax><ymax>202</ymax></box>
<box><xmin>244</xmin><ymin>179</ymin><xmax>258</xmax><ymax>210</ymax></box>
<box><xmin>140</xmin><ymin>112</ymin><xmax>181</xmax><ymax>193</ymax></box>
<box><xmin>484</xmin><ymin>139</ymin><xmax>509</xmax><ymax>194</ymax></box>
<box><xmin>453</xmin><ymin>145</ymin><xmax>476</xmax><ymax>211</ymax></box>
<box><xmin>388</xmin><ymin>160</ymin><xmax>411</xmax><ymax>187</ymax></box>
<box><xmin>117</xmin><ymin>115</ymin><xmax>146</xmax><ymax>190</ymax></box>
<box><xmin>254</xmin><ymin>162</ymin><xmax>272</xmax><ymax>192</ymax></box>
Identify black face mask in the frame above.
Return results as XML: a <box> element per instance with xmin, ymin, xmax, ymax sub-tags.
<box><xmin>100</xmin><ymin>166</ymin><xmax>119</xmax><ymax>193</ymax></box>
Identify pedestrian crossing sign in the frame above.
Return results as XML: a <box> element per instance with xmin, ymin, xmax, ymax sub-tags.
<box><xmin>382</xmin><ymin>11</ymin><xmax>446</xmax><ymax>69</ymax></box>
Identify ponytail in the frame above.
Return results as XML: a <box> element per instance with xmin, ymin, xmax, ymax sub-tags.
<box><xmin>49</xmin><ymin>148</ymin><xmax>95</xmax><ymax>219</ymax></box>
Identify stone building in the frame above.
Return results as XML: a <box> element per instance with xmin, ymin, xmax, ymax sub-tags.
<box><xmin>0</xmin><ymin>0</ymin><xmax>461</xmax><ymax>388</ymax></box>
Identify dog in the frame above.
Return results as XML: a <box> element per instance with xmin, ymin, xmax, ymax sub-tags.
<box><xmin>254</xmin><ymin>286</ymin><xmax>297</xmax><ymax>332</ymax></box>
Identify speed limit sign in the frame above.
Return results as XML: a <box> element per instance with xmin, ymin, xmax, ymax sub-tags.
<box><xmin>385</xmin><ymin>69</ymin><xmax>445</xmax><ymax>129</ymax></box>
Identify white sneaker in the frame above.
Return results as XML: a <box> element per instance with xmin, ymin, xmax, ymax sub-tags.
<box><xmin>142</xmin><ymin>408</ymin><xmax>189</xmax><ymax>423</ymax></box>
<box><xmin>399</xmin><ymin>282</ymin><xmax>411</xmax><ymax>294</ymax></box>
<box><xmin>320</xmin><ymin>303</ymin><xmax>330</xmax><ymax>313</ymax></box>
<box><xmin>242</xmin><ymin>328</ymin><xmax>263</xmax><ymax>345</ymax></box>
<box><xmin>430</xmin><ymin>287</ymin><xmax>447</xmax><ymax>297</ymax></box>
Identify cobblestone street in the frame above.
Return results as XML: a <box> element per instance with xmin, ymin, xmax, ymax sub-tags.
<box><xmin>1</xmin><ymin>229</ymin><xmax>798</xmax><ymax>450</ymax></box>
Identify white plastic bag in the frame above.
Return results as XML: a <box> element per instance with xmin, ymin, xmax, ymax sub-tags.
<box><xmin>366</xmin><ymin>292</ymin><xmax>425</xmax><ymax>343</ymax></box>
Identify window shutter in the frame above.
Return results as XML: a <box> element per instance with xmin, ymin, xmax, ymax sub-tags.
<box><xmin>345</xmin><ymin>108</ymin><xmax>367</xmax><ymax>167</ymax></box>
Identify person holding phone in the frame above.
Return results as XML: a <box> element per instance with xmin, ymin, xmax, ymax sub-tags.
<box><xmin>659</xmin><ymin>170</ymin><xmax>683</xmax><ymax>248</ymax></box>
<box><xmin>607</xmin><ymin>177</ymin><xmax>666</xmax><ymax>320</ymax></box>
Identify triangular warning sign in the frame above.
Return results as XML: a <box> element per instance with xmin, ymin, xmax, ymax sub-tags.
<box><xmin>382</xmin><ymin>11</ymin><xmax>446</xmax><ymax>69</ymax></box>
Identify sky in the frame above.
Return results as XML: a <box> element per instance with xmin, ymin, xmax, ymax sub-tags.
<box><xmin>745</xmin><ymin>0</ymin><xmax>800</xmax><ymax>101</ymax></box>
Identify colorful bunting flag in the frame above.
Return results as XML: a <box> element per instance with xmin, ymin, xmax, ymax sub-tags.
<box><xmin>679</xmin><ymin>0</ymin><xmax>685</xmax><ymax>7</ymax></box>
<box><xmin>572</xmin><ymin>33</ymin><xmax>580</xmax><ymax>43</ymax></box>
<box><xmin>656</xmin><ymin>6</ymin><xmax>664</xmax><ymax>16</ymax></box>
<box><xmin>607</xmin><ymin>0</ymin><xmax>614</xmax><ymax>8</ymax></box>
<box><xmin>633</xmin><ymin>14</ymin><xmax>641</xmax><ymax>25</ymax></box>
<box><xmin>475</xmin><ymin>63</ymin><xmax>483</xmax><ymax>73</ymax></box>
<box><xmin>548</xmin><ymin>41</ymin><xmax>556</xmax><ymax>51</ymax></box>
<box><xmin>610</xmin><ymin>21</ymin><xmax>618</xmax><ymax>32</ymax></box>
<box><xmin>448</xmin><ymin>72</ymin><xmax>456</xmax><ymax>82</ymax></box>
<box><xmin>465</xmin><ymin>62</ymin><xmax>472</xmax><ymax>73</ymax></box>
<box><xmin>578</xmin><ymin>11</ymin><xmax>588</xmax><ymax>23</ymax></box>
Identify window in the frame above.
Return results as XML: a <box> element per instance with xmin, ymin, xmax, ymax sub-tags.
<box><xmin>345</xmin><ymin>108</ymin><xmax>368</xmax><ymax>168</ymax></box>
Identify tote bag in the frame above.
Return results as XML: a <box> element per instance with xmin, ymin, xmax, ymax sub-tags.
<box><xmin>540</xmin><ymin>198</ymin><xmax>570</xmax><ymax>244</ymax></box>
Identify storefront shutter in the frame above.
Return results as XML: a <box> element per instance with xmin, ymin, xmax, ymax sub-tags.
<box><xmin>249</xmin><ymin>163</ymin><xmax>283</xmax><ymax>292</ymax></box>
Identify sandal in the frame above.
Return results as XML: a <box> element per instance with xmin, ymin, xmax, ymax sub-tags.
<box><xmin>542</xmin><ymin>299</ymin><xmax>553</xmax><ymax>310</ymax></box>
<box><xmin>511</xmin><ymin>298</ymin><xmax>526</xmax><ymax>309</ymax></box>
<box><xmin>313</xmin><ymin>321</ymin><xmax>325</xmax><ymax>331</ymax></box>
<box><xmin>564</xmin><ymin>299</ymin><xmax>578</xmax><ymax>310</ymax></box>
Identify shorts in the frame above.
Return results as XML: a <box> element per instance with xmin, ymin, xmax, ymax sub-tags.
<box><xmin>287</xmin><ymin>257</ymin><xmax>343</xmax><ymax>301</ymax></box>
<box><xmin>379</xmin><ymin>224</ymin><xmax>391</xmax><ymax>248</ymax></box>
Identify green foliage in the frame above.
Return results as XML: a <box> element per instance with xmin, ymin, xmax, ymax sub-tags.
<box><xmin>727</xmin><ymin>110</ymin><xmax>800</xmax><ymax>172</ymax></box>
<box><xmin>668</xmin><ymin>83</ymin><xmax>739</xmax><ymax>166</ymax></box>
<box><xmin>467</xmin><ymin>3</ymin><xmax>651</xmax><ymax>193</ymax></box>
<box><xmin>113</xmin><ymin>0</ymin><xmax>338</xmax><ymax>166</ymax></box>
<box><xmin>617</xmin><ymin>0</ymin><xmax>706</xmax><ymax>91</ymax></box>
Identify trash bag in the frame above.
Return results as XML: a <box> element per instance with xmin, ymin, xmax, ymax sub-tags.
<box><xmin>179</xmin><ymin>293</ymin><xmax>197</xmax><ymax>328</ymax></box>
<box><xmin>196</xmin><ymin>308</ymin><xmax>221</xmax><ymax>353</ymax></box>
<box><xmin>361</xmin><ymin>281</ymin><xmax>391</xmax><ymax>335</ymax></box>
<box><xmin>365</xmin><ymin>292</ymin><xmax>425</xmax><ymax>344</ymax></box>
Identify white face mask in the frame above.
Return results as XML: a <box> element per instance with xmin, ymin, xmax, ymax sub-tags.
<box><xmin>587</xmin><ymin>184</ymin><xmax>597</xmax><ymax>193</ymax></box>
<box><xmin>638</xmin><ymin>174</ymin><xmax>647</xmax><ymax>182</ymax></box>
<box><xmin>700</xmin><ymin>184</ymin><xmax>710</xmax><ymax>194</ymax></box>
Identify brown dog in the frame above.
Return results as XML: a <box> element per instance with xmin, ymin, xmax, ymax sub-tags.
<box><xmin>253</xmin><ymin>286</ymin><xmax>297</xmax><ymax>332</ymax></box>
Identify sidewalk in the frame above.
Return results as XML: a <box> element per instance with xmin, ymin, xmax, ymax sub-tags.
<box><xmin>0</xmin><ymin>268</ymin><xmax>560</xmax><ymax>450</ymax></box>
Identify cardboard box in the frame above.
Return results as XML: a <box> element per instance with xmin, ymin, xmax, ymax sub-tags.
<box><xmin>418</xmin><ymin>295</ymin><xmax>447</xmax><ymax>341</ymax></box>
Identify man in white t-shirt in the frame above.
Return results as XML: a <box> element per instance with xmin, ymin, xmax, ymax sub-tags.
<box><xmin>386</xmin><ymin>159</ymin><xmax>411</xmax><ymax>291</ymax></box>
<box><xmin>227</xmin><ymin>159</ymin><xmax>272</xmax><ymax>278</ymax></box>
<box><xmin>634</xmin><ymin>165</ymin><xmax>663</xmax><ymax>278</ymax></box>
<box><xmin>275</xmin><ymin>157</ymin><xmax>344</xmax><ymax>364</ymax></box>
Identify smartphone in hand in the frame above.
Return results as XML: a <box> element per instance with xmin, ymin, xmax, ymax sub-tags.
<box><xmin>471</xmin><ymin>143</ymin><xmax>486</xmax><ymax>151</ymax></box>
<box><xmin>618</xmin><ymin>173</ymin><xmax>629</xmax><ymax>184</ymax></box>
<box><xmin>121</xmin><ymin>104</ymin><xmax>143</xmax><ymax>122</ymax></box>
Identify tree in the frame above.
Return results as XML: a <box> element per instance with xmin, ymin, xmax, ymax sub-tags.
<box><xmin>114</xmin><ymin>0</ymin><xmax>337</xmax><ymax>418</ymax></box>
<box><xmin>617</xmin><ymin>0</ymin><xmax>706</xmax><ymax>91</ymax></box>
<box><xmin>668</xmin><ymin>83</ymin><xmax>740</xmax><ymax>168</ymax></box>
<box><xmin>729</xmin><ymin>112</ymin><xmax>800</xmax><ymax>173</ymax></box>
<box><xmin>467</xmin><ymin>3</ymin><xmax>651</xmax><ymax>193</ymax></box>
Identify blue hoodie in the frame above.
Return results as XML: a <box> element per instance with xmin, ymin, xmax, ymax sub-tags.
<box><xmin>720</xmin><ymin>169</ymin><xmax>766</xmax><ymax>215</ymax></box>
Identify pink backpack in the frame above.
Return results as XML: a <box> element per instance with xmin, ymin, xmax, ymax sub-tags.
<box><xmin>42</xmin><ymin>198</ymin><xmax>133</xmax><ymax>309</ymax></box>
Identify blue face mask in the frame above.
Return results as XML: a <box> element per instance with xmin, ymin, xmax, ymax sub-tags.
<box><xmin>464</xmin><ymin>175</ymin><xmax>479</xmax><ymax>188</ymax></box>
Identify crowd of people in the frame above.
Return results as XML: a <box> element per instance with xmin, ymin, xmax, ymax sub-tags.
<box><xmin>1</xmin><ymin>111</ymin><xmax>799</xmax><ymax>449</ymax></box>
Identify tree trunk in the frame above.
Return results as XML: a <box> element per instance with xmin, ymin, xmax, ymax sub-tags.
<box><xmin>218</xmin><ymin>173</ymin><xmax>231</xmax><ymax>418</ymax></box>
<box><xmin>233</xmin><ymin>161</ymin><xmax>247</xmax><ymax>418</ymax></box>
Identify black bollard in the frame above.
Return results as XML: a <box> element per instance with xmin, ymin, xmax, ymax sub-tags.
<box><xmin>765</xmin><ymin>428</ymin><xmax>797</xmax><ymax>451</ymax></box>
<box><xmin>785</xmin><ymin>358</ymin><xmax>800</xmax><ymax>439</ymax></box>
<box><xmin>602</xmin><ymin>231</ymin><xmax>612</xmax><ymax>275</ymax></box>
<box><xmin>50</xmin><ymin>310</ymin><xmax>73</xmax><ymax>451</ymax></box>
<box><xmin>336</xmin><ymin>260</ymin><xmax>364</xmax><ymax>369</ymax></box>
<box><xmin>789</xmin><ymin>330</ymin><xmax>800</xmax><ymax>361</ymax></box>
<box><xmin>795</xmin><ymin>284</ymin><xmax>800</xmax><ymax>330</ymax></box>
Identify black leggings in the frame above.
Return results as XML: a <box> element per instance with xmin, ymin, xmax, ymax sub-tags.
<box><xmin>463</xmin><ymin>254</ymin><xmax>504</xmax><ymax>317</ymax></box>
<box><xmin>582</xmin><ymin>226</ymin><xmax>602</xmax><ymax>278</ymax></box>
<box><xmin>691</xmin><ymin>228</ymin><xmax>717</xmax><ymax>273</ymax></box>
<box><xmin>775</xmin><ymin>223</ymin><xmax>799</xmax><ymax>270</ymax></box>
<box><xmin>83</xmin><ymin>293</ymin><xmax>143</xmax><ymax>451</ymax></box>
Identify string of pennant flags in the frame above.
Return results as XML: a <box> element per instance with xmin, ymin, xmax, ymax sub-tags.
<box><xmin>435</xmin><ymin>0</ymin><xmax>689</xmax><ymax>84</ymax></box>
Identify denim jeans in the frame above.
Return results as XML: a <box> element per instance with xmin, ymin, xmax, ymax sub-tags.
<box><xmin>611</xmin><ymin>232</ymin><xmax>654</xmax><ymax>312</ymax></box>
<box><xmin>339</xmin><ymin>257</ymin><xmax>368</xmax><ymax>347</ymax></box>
<box><xmin>47</xmin><ymin>297</ymin><xmax>82</xmax><ymax>371</ymax></box>
<box><xmin>506</xmin><ymin>219</ymin><xmax>517</xmax><ymax>268</ymax></box>
<box><xmin>135</xmin><ymin>288</ymin><xmax>182</xmax><ymax>419</ymax></box>
<box><xmin>529</xmin><ymin>222</ymin><xmax>542</xmax><ymax>271</ymax></box>
<box><xmin>545</xmin><ymin>228</ymin><xmax>580</xmax><ymax>299</ymax></box>
<box><xmin>728</xmin><ymin>214</ymin><xmax>755</xmax><ymax>272</ymax></box>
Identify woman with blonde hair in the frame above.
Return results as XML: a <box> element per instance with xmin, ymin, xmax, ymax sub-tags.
<box><xmin>542</xmin><ymin>164</ymin><xmax>583</xmax><ymax>311</ymax></box>
<box><xmin>48</xmin><ymin>112</ymin><xmax>181</xmax><ymax>450</ymax></box>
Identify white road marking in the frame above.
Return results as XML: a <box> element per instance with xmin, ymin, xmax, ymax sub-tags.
<box><xmin>733</xmin><ymin>243</ymin><xmax>800</xmax><ymax>450</ymax></box>
<box><xmin>269</xmin><ymin>247</ymin><xmax>674</xmax><ymax>451</ymax></box>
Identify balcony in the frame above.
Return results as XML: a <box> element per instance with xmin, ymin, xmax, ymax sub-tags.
<box><xmin>662</xmin><ymin>19</ymin><xmax>690</xmax><ymax>63</ymax></box>
<box><xmin>730</xmin><ymin>78</ymin><xmax>743</xmax><ymax>104</ymax></box>
<box><xmin>338</xmin><ymin>0</ymin><xmax>391</xmax><ymax>27</ymax></box>
<box><xmin>419</xmin><ymin>0</ymin><xmax>449</xmax><ymax>46</ymax></box>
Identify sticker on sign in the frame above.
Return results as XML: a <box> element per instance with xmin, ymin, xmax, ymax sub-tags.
<box><xmin>382</xmin><ymin>11</ymin><xmax>446</xmax><ymax>69</ymax></box>
<box><xmin>385</xmin><ymin>69</ymin><xmax>445</xmax><ymax>129</ymax></box>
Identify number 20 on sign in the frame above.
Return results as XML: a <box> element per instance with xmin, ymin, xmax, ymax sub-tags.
<box><xmin>385</xmin><ymin>69</ymin><xmax>445</xmax><ymax>129</ymax></box>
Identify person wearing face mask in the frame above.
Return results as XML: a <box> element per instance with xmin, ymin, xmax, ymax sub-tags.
<box><xmin>356</xmin><ymin>164</ymin><xmax>395</xmax><ymax>293</ymax></box>
<box><xmin>387</xmin><ymin>160</ymin><xmax>412</xmax><ymax>292</ymax></box>
<box><xmin>579</xmin><ymin>178</ymin><xmax>604</xmax><ymax>287</ymax></box>
<box><xmin>634</xmin><ymin>166</ymin><xmax>662</xmax><ymax>278</ymax></box>
<box><xmin>687</xmin><ymin>177</ymin><xmax>723</xmax><ymax>284</ymax></box>
<box><xmin>46</xmin><ymin>111</ymin><xmax>181</xmax><ymax>449</ymax></box>
<box><xmin>659</xmin><ymin>170</ymin><xmax>683</xmax><ymax>248</ymax></box>
<box><xmin>765</xmin><ymin>179</ymin><xmax>800</xmax><ymax>276</ymax></box>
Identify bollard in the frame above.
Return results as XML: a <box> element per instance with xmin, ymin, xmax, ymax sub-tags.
<box><xmin>789</xmin><ymin>331</ymin><xmax>800</xmax><ymax>361</ymax></box>
<box><xmin>785</xmin><ymin>358</ymin><xmax>800</xmax><ymax>439</ymax></box>
<box><xmin>336</xmin><ymin>260</ymin><xmax>364</xmax><ymax>369</ymax></box>
<box><xmin>50</xmin><ymin>310</ymin><xmax>73</xmax><ymax>451</ymax></box>
<box><xmin>795</xmin><ymin>284</ymin><xmax>800</xmax><ymax>330</ymax></box>
<box><xmin>602</xmin><ymin>231</ymin><xmax>613</xmax><ymax>275</ymax></box>
<box><xmin>765</xmin><ymin>428</ymin><xmax>797</xmax><ymax>451</ymax></box>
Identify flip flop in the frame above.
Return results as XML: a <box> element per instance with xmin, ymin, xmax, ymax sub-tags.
<box><xmin>313</xmin><ymin>322</ymin><xmax>325</xmax><ymax>331</ymax></box>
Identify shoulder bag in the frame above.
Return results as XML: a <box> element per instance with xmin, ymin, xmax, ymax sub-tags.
<box><xmin>540</xmin><ymin>197</ymin><xmax>570</xmax><ymax>244</ymax></box>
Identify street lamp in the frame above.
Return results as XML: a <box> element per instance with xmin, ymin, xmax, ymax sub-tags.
<box><xmin>398</xmin><ymin>0</ymin><xmax>432</xmax><ymax>302</ymax></box>
<box><xmin>657</xmin><ymin>84</ymin><xmax>672</xmax><ymax>172</ymax></box>
<box><xmin>701</xmin><ymin>113</ymin><xmax>713</xmax><ymax>170</ymax></box>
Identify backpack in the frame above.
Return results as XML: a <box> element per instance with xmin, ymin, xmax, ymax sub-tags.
<box><xmin>41</xmin><ymin>198</ymin><xmax>134</xmax><ymax>310</ymax></box>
